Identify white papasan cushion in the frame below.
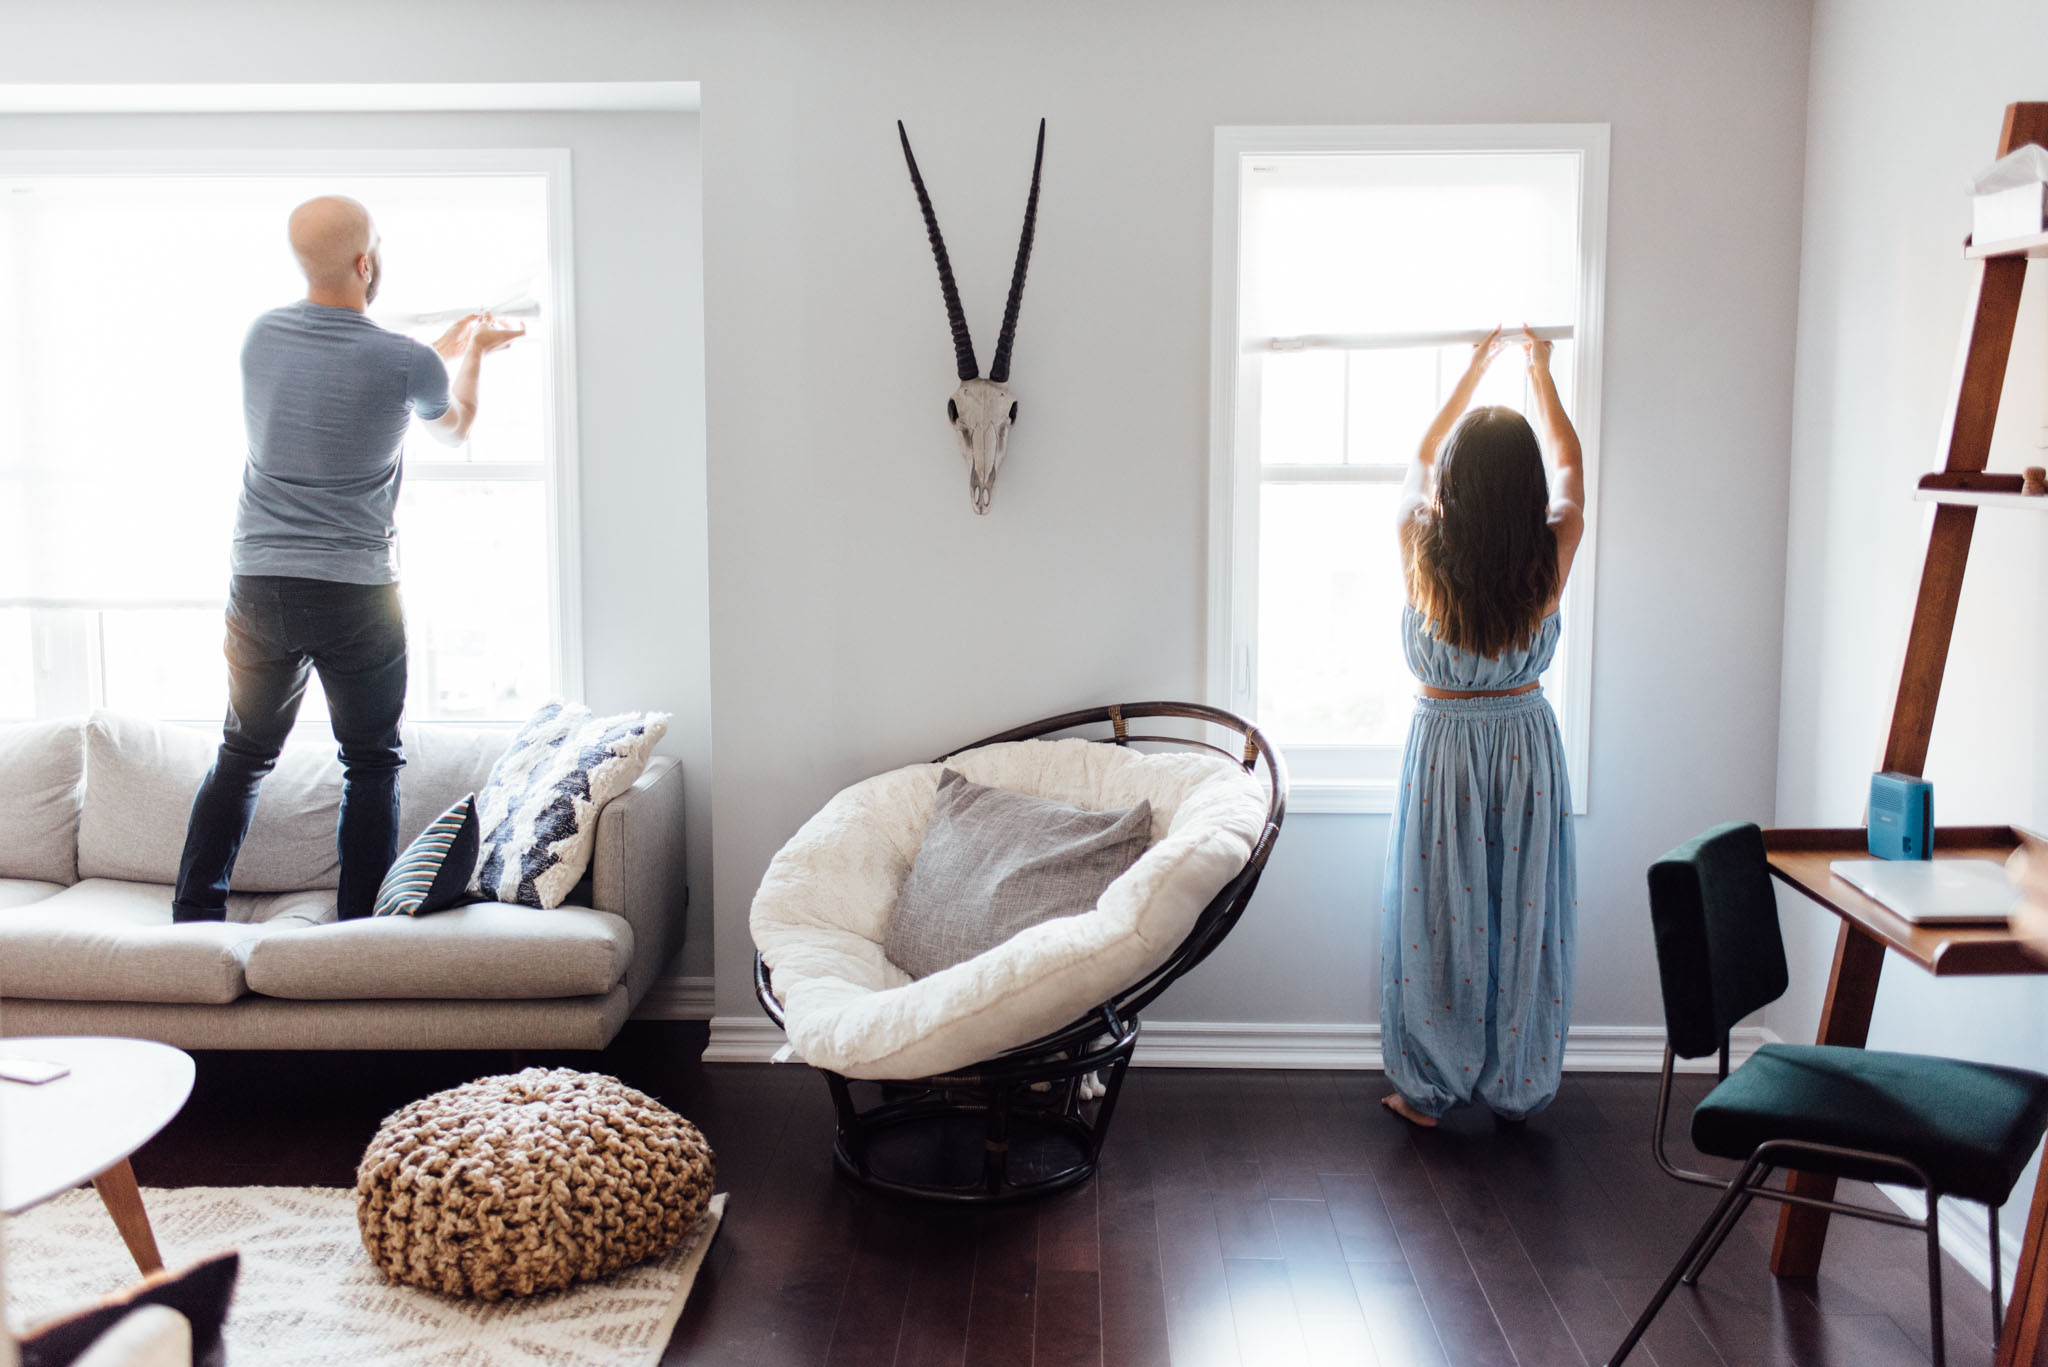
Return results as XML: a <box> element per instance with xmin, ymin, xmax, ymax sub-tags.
<box><xmin>751</xmin><ymin>738</ymin><xmax>1268</xmax><ymax>1079</ymax></box>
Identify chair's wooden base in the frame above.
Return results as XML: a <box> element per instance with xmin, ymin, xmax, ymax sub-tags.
<box><xmin>90</xmin><ymin>1157</ymin><xmax>164</xmax><ymax>1275</ymax></box>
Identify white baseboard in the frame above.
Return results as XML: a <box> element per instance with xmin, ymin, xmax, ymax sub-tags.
<box><xmin>702</xmin><ymin>1014</ymin><xmax>788</xmax><ymax>1062</ymax></box>
<box><xmin>1128</xmin><ymin>1022</ymin><xmax>1775</xmax><ymax>1072</ymax></box>
<box><xmin>631</xmin><ymin>974</ymin><xmax>716</xmax><ymax>1021</ymax></box>
<box><xmin>1878</xmin><ymin>1184</ymin><xmax>2025</xmax><ymax>1297</ymax></box>
<box><xmin>699</xmin><ymin>1016</ymin><xmax>1777</xmax><ymax>1072</ymax></box>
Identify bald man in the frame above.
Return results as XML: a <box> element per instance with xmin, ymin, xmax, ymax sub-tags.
<box><xmin>172</xmin><ymin>196</ymin><xmax>522</xmax><ymax>923</ymax></box>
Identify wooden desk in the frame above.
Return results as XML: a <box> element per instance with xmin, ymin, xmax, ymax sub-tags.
<box><xmin>1763</xmin><ymin>825</ymin><xmax>2046</xmax><ymax>1367</ymax></box>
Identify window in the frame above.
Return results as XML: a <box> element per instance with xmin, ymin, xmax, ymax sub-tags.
<box><xmin>0</xmin><ymin>149</ymin><xmax>581</xmax><ymax>725</ymax></box>
<box><xmin>1208</xmin><ymin>126</ymin><xmax>1607</xmax><ymax>812</ymax></box>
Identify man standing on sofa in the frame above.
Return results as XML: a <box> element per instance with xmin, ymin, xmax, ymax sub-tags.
<box><xmin>171</xmin><ymin>195</ymin><xmax>522</xmax><ymax>924</ymax></box>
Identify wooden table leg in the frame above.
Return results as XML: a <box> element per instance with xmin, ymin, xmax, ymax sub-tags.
<box><xmin>1995</xmin><ymin>1155</ymin><xmax>2048</xmax><ymax>1367</ymax></box>
<box><xmin>1770</xmin><ymin>921</ymin><xmax>1886</xmax><ymax>1277</ymax></box>
<box><xmin>90</xmin><ymin>1158</ymin><xmax>164</xmax><ymax>1275</ymax></box>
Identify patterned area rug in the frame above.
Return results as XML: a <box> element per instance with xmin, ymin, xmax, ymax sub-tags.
<box><xmin>4</xmin><ymin>1185</ymin><xmax>725</xmax><ymax>1366</ymax></box>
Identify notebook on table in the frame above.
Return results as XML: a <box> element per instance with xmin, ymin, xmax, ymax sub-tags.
<box><xmin>1828</xmin><ymin>858</ymin><xmax>2019</xmax><ymax>925</ymax></box>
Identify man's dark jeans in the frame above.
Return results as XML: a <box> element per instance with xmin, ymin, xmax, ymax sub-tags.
<box><xmin>172</xmin><ymin>575</ymin><xmax>407</xmax><ymax>923</ymax></box>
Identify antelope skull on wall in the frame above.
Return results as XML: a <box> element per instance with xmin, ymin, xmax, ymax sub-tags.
<box><xmin>897</xmin><ymin>118</ymin><xmax>1045</xmax><ymax>514</ymax></box>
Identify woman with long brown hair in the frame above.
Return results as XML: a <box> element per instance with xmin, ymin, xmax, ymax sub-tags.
<box><xmin>1380</xmin><ymin>326</ymin><xmax>1586</xmax><ymax>1127</ymax></box>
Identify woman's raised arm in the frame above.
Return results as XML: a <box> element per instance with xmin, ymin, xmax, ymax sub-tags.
<box><xmin>1399</xmin><ymin>327</ymin><xmax>1505</xmax><ymax>528</ymax></box>
<box><xmin>1521</xmin><ymin>326</ymin><xmax>1586</xmax><ymax>587</ymax></box>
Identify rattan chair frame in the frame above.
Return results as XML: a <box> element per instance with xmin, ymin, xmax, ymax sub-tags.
<box><xmin>754</xmin><ymin>700</ymin><xmax>1287</xmax><ymax>1203</ymax></box>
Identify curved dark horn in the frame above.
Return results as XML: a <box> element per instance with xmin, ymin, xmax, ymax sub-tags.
<box><xmin>898</xmin><ymin>120</ymin><xmax>978</xmax><ymax>382</ymax></box>
<box><xmin>987</xmin><ymin>118</ymin><xmax>1045</xmax><ymax>385</ymax></box>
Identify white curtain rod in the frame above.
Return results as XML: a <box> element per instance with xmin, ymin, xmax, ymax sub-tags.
<box><xmin>1246</xmin><ymin>324</ymin><xmax>1572</xmax><ymax>352</ymax></box>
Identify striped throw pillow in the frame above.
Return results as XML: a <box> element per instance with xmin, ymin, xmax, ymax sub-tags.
<box><xmin>372</xmin><ymin>794</ymin><xmax>479</xmax><ymax>917</ymax></box>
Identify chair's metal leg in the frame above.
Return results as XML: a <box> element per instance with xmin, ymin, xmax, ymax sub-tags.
<box><xmin>1926</xmin><ymin>1192</ymin><xmax>1946</xmax><ymax>1367</ymax></box>
<box><xmin>1086</xmin><ymin>1054</ymin><xmax>1134</xmax><ymax>1160</ymax></box>
<box><xmin>1989</xmin><ymin>1203</ymin><xmax>2003</xmax><ymax>1342</ymax></box>
<box><xmin>826</xmin><ymin>1073</ymin><xmax>870</xmax><ymax>1177</ymax></box>
<box><xmin>1606</xmin><ymin>1155</ymin><xmax>1765</xmax><ymax>1366</ymax></box>
<box><xmin>1682</xmin><ymin>1165</ymin><xmax>1772</xmax><ymax>1286</ymax></box>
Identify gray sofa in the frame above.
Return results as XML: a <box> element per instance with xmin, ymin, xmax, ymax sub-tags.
<box><xmin>0</xmin><ymin>712</ymin><xmax>685</xmax><ymax>1050</ymax></box>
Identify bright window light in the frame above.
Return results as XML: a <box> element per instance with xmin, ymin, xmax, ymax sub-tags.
<box><xmin>1212</xmin><ymin>129</ymin><xmax>1608</xmax><ymax>812</ymax></box>
<box><xmin>0</xmin><ymin>164</ymin><xmax>570</xmax><ymax>724</ymax></box>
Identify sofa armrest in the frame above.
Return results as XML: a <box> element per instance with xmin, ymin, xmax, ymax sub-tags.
<box><xmin>590</xmin><ymin>754</ymin><xmax>687</xmax><ymax>1005</ymax></box>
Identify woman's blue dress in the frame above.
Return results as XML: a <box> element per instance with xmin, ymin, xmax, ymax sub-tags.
<box><xmin>1380</xmin><ymin>605</ymin><xmax>1576</xmax><ymax>1119</ymax></box>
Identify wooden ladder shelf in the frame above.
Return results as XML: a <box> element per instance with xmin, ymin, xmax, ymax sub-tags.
<box><xmin>1768</xmin><ymin>101</ymin><xmax>2048</xmax><ymax>1367</ymax></box>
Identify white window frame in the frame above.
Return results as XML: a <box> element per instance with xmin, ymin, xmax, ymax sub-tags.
<box><xmin>0</xmin><ymin>146</ymin><xmax>584</xmax><ymax>723</ymax></box>
<box><xmin>1207</xmin><ymin>124</ymin><xmax>1608</xmax><ymax>815</ymax></box>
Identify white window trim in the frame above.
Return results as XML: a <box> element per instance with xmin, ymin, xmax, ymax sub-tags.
<box><xmin>1207</xmin><ymin>123</ymin><xmax>1609</xmax><ymax>815</ymax></box>
<box><xmin>0</xmin><ymin>145</ymin><xmax>585</xmax><ymax>720</ymax></box>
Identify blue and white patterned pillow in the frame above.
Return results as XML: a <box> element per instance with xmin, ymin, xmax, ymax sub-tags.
<box><xmin>373</xmin><ymin>794</ymin><xmax>479</xmax><ymax>917</ymax></box>
<box><xmin>471</xmin><ymin>703</ymin><xmax>670</xmax><ymax>909</ymax></box>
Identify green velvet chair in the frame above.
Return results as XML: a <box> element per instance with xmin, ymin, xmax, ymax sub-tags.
<box><xmin>1609</xmin><ymin>821</ymin><xmax>2048</xmax><ymax>1367</ymax></box>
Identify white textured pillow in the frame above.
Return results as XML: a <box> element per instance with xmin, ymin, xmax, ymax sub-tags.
<box><xmin>472</xmin><ymin>703</ymin><xmax>670</xmax><ymax>908</ymax></box>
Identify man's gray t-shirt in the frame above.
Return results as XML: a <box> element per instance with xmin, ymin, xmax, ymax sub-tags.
<box><xmin>230</xmin><ymin>301</ymin><xmax>451</xmax><ymax>584</ymax></box>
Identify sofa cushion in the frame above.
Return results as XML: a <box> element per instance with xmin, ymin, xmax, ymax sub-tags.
<box><xmin>0</xmin><ymin>718</ymin><xmax>85</xmax><ymax>884</ymax></box>
<box><xmin>398</xmin><ymin>726</ymin><xmax>514</xmax><ymax>851</ymax></box>
<box><xmin>0</xmin><ymin>878</ymin><xmax>330</xmax><ymax>1004</ymax></box>
<box><xmin>77</xmin><ymin>713</ymin><xmax>342</xmax><ymax>892</ymax></box>
<box><xmin>75</xmin><ymin>712</ymin><xmax>510</xmax><ymax>893</ymax></box>
<box><xmin>0</xmin><ymin>878</ymin><xmax>65</xmax><ymax>910</ymax></box>
<box><xmin>241</xmin><ymin>902</ymin><xmax>635</xmax><ymax>1001</ymax></box>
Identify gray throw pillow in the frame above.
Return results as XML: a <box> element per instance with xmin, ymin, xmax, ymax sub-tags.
<box><xmin>884</xmin><ymin>768</ymin><xmax>1153</xmax><ymax>980</ymax></box>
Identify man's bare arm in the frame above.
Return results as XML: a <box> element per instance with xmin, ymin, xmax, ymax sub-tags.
<box><xmin>424</xmin><ymin>314</ymin><xmax>523</xmax><ymax>447</ymax></box>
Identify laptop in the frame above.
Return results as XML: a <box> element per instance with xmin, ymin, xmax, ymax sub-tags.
<box><xmin>1828</xmin><ymin>858</ymin><xmax>2019</xmax><ymax>925</ymax></box>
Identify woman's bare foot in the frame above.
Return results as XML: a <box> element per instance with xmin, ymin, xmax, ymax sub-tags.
<box><xmin>1381</xmin><ymin>1093</ymin><xmax>1438</xmax><ymax>1128</ymax></box>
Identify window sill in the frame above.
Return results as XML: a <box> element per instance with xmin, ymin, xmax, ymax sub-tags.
<box><xmin>1289</xmin><ymin>779</ymin><xmax>1398</xmax><ymax>815</ymax></box>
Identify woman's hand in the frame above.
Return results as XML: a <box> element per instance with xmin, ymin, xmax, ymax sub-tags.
<box><xmin>1520</xmin><ymin>324</ymin><xmax>1553</xmax><ymax>371</ymax></box>
<box><xmin>1467</xmin><ymin>326</ymin><xmax>1506</xmax><ymax>377</ymax></box>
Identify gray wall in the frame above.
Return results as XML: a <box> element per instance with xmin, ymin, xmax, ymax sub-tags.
<box><xmin>2</xmin><ymin>0</ymin><xmax>1814</xmax><ymax>1038</ymax></box>
<box><xmin>1775</xmin><ymin>0</ymin><xmax>2048</xmax><ymax>1276</ymax></box>
<box><xmin>0</xmin><ymin>108</ymin><xmax>714</xmax><ymax>979</ymax></box>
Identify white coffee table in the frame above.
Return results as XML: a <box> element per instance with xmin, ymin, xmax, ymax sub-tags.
<box><xmin>0</xmin><ymin>1036</ymin><xmax>195</xmax><ymax>1274</ymax></box>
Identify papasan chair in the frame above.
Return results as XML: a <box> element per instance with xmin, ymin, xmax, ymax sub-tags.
<box><xmin>751</xmin><ymin>701</ymin><xmax>1286</xmax><ymax>1202</ymax></box>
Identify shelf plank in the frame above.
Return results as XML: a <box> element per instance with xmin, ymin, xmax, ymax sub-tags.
<box><xmin>1913</xmin><ymin>488</ymin><xmax>2048</xmax><ymax>510</ymax></box>
<box><xmin>1914</xmin><ymin>470</ymin><xmax>2048</xmax><ymax>510</ymax></box>
<box><xmin>1763</xmin><ymin>825</ymin><xmax>2040</xmax><ymax>976</ymax></box>
<box><xmin>1966</xmin><ymin>229</ymin><xmax>2048</xmax><ymax>259</ymax></box>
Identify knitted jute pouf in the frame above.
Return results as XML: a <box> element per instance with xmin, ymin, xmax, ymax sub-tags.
<box><xmin>356</xmin><ymin>1067</ymin><xmax>717</xmax><ymax>1300</ymax></box>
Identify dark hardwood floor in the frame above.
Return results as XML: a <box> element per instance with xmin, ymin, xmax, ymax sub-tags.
<box><xmin>124</xmin><ymin>1022</ymin><xmax>2002</xmax><ymax>1366</ymax></box>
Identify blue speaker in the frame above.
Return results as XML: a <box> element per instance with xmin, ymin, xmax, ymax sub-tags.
<box><xmin>1868</xmin><ymin>771</ymin><xmax>1933</xmax><ymax>860</ymax></box>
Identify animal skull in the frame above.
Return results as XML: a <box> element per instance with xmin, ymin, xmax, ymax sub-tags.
<box><xmin>899</xmin><ymin>118</ymin><xmax>1045</xmax><ymax>515</ymax></box>
<box><xmin>948</xmin><ymin>379</ymin><xmax>1017</xmax><ymax>515</ymax></box>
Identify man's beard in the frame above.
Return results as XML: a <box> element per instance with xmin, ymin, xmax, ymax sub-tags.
<box><xmin>365</xmin><ymin>249</ymin><xmax>383</xmax><ymax>305</ymax></box>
